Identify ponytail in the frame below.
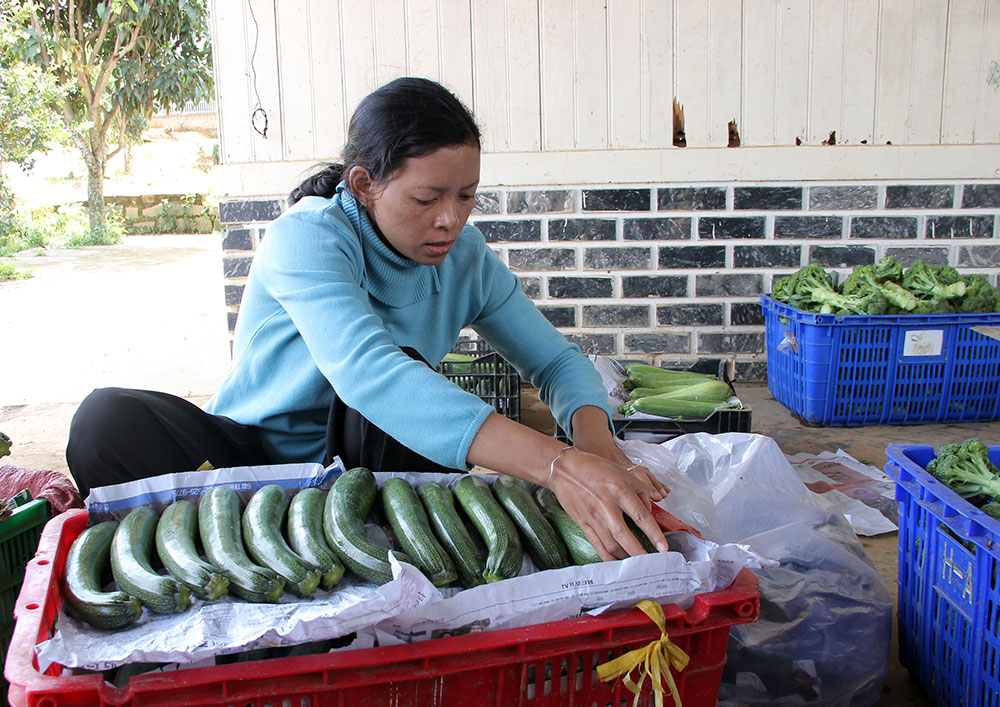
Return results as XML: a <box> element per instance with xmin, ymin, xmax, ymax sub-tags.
<box><xmin>288</xmin><ymin>163</ymin><xmax>344</xmax><ymax>205</ymax></box>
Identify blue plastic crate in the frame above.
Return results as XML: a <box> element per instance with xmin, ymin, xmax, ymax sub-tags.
<box><xmin>761</xmin><ymin>295</ymin><xmax>1000</xmax><ymax>426</ymax></box>
<box><xmin>884</xmin><ymin>443</ymin><xmax>1000</xmax><ymax>707</ymax></box>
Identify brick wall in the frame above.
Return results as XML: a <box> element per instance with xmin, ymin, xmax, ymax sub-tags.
<box><xmin>217</xmin><ymin>181</ymin><xmax>1000</xmax><ymax>381</ymax></box>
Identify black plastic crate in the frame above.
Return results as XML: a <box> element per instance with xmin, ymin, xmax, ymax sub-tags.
<box><xmin>438</xmin><ymin>339</ymin><xmax>521</xmax><ymax>422</ymax></box>
<box><xmin>555</xmin><ymin>358</ymin><xmax>752</xmax><ymax>443</ymax></box>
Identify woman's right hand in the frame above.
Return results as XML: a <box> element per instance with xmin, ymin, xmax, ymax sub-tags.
<box><xmin>548</xmin><ymin>447</ymin><xmax>669</xmax><ymax>561</ymax></box>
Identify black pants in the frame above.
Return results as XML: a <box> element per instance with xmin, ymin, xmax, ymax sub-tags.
<box><xmin>66</xmin><ymin>354</ymin><xmax>457</xmax><ymax>498</ymax></box>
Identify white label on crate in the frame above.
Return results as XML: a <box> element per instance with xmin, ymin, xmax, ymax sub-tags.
<box><xmin>972</xmin><ymin>326</ymin><xmax>1000</xmax><ymax>342</ymax></box>
<box><xmin>902</xmin><ymin>329</ymin><xmax>944</xmax><ymax>357</ymax></box>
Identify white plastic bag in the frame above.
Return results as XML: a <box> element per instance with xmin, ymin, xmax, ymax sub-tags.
<box><xmin>626</xmin><ymin>433</ymin><xmax>892</xmax><ymax>707</ymax></box>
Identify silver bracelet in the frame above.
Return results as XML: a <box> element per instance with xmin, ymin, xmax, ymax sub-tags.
<box><xmin>547</xmin><ymin>446</ymin><xmax>573</xmax><ymax>488</ymax></box>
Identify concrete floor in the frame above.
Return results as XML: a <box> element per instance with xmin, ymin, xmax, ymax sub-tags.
<box><xmin>6</xmin><ymin>235</ymin><xmax>1000</xmax><ymax>705</ymax></box>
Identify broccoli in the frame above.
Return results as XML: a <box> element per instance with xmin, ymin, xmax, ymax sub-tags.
<box><xmin>842</xmin><ymin>263</ymin><xmax>920</xmax><ymax>311</ymax></box>
<box><xmin>902</xmin><ymin>260</ymin><xmax>967</xmax><ymax>301</ymax></box>
<box><xmin>793</xmin><ymin>264</ymin><xmax>889</xmax><ymax>315</ymax></box>
<box><xmin>874</xmin><ymin>255</ymin><xmax>904</xmax><ymax>283</ymax></box>
<box><xmin>958</xmin><ymin>273</ymin><xmax>1000</xmax><ymax>313</ymax></box>
<box><xmin>911</xmin><ymin>297</ymin><xmax>956</xmax><ymax>315</ymax></box>
<box><xmin>772</xmin><ymin>264</ymin><xmax>889</xmax><ymax>315</ymax></box>
<box><xmin>982</xmin><ymin>501</ymin><xmax>1000</xmax><ymax>522</ymax></box>
<box><xmin>927</xmin><ymin>438</ymin><xmax>1000</xmax><ymax>506</ymax></box>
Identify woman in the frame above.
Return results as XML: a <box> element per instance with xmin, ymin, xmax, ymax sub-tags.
<box><xmin>67</xmin><ymin>77</ymin><xmax>668</xmax><ymax>561</ymax></box>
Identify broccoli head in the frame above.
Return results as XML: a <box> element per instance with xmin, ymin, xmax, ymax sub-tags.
<box><xmin>982</xmin><ymin>501</ymin><xmax>1000</xmax><ymax>521</ymax></box>
<box><xmin>843</xmin><ymin>264</ymin><xmax>920</xmax><ymax>311</ymax></box>
<box><xmin>927</xmin><ymin>438</ymin><xmax>1000</xmax><ymax>505</ymax></box>
<box><xmin>874</xmin><ymin>256</ymin><xmax>904</xmax><ymax>283</ymax></box>
<box><xmin>902</xmin><ymin>260</ymin><xmax>967</xmax><ymax>301</ymax></box>
<box><xmin>911</xmin><ymin>297</ymin><xmax>956</xmax><ymax>315</ymax></box>
<box><xmin>958</xmin><ymin>273</ymin><xmax>1000</xmax><ymax>313</ymax></box>
<box><xmin>793</xmin><ymin>264</ymin><xmax>889</xmax><ymax>315</ymax></box>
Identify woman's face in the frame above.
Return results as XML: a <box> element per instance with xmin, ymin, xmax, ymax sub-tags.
<box><xmin>352</xmin><ymin>144</ymin><xmax>481</xmax><ymax>266</ymax></box>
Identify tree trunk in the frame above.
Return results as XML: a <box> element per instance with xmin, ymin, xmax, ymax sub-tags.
<box><xmin>85</xmin><ymin>159</ymin><xmax>107</xmax><ymax>237</ymax></box>
<box><xmin>124</xmin><ymin>140</ymin><xmax>133</xmax><ymax>175</ymax></box>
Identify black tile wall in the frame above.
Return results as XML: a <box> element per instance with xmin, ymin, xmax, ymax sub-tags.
<box><xmin>774</xmin><ymin>216</ymin><xmax>843</xmax><ymax>239</ymax></box>
<box><xmin>657</xmin><ymin>303</ymin><xmax>725</xmax><ymax>326</ymax></box>
<box><xmin>658</xmin><ymin>187</ymin><xmax>726</xmax><ymax>211</ymax></box>
<box><xmin>926</xmin><ymin>215</ymin><xmax>995</xmax><ymax>239</ymax></box>
<box><xmin>219</xmin><ymin>181</ymin><xmax>1000</xmax><ymax>380</ymax></box>
<box><xmin>659</xmin><ymin>245</ymin><xmax>726</xmax><ymax>269</ymax></box>
<box><xmin>548</xmin><ymin>218</ymin><xmax>616</xmax><ymax>241</ymax></box>
<box><xmin>624</xmin><ymin>217</ymin><xmax>692</xmax><ymax>240</ymax></box>
<box><xmin>477</xmin><ymin>220</ymin><xmax>541</xmax><ymax>242</ymax></box>
<box><xmin>734</xmin><ymin>186</ymin><xmax>802</xmax><ymax>210</ymax></box>
<box><xmin>508</xmin><ymin>248</ymin><xmax>575</xmax><ymax>271</ymax></box>
<box><xmin>548</xmin><ymin>277</ymin><xmax>613</xmax><ymax>299</ymax></box>
<box><xmin>698</xmin><ymin>216</ymin><xmax>766</xmax><ymax>239</ymax></box>
<box><xmin>885</xmin><ymin>185</ymin><xmax>954</xmax><ymax>209</ymax></box>
<box><xmin>582</xmin><ymin>189</ymin><xmax>651</xmax><ymax>211</ymax></box>
<box><xmin>622</xmin><ymin>275</ymin><xmax>688</xmax><ymax>298</ymax></box>
<box><xmin>584</xmin><ymin>247</ymin><xmax>652</xmax><ymax>270</ymax></box>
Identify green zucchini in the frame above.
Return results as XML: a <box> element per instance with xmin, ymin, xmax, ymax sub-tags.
<box><xmin>61</xmin><ymin>520</ymin><xmax>143</xmax><ymax>629</ymax></box>
<box><xmin>287</xmin><ymin>487</ymin><xmax>345</xmax><ymax>590</ymax></box>
<box><xmin>156</xmin><ymin>500</ymin><xmax>230</xmax><ymax>600</ymax></box>
<box><xmin>622</xmin><ymin>365</ymin><xmax>717</xmax><ymax>390</ymax></box>
<box><xmin>492</xmin><ymin>475</ymin><xmax>569</xmax><ymax>571</ymax></box>
<box><xmin>627</xmin><ymin>379</ymin><xmax>733</xmax><ymax>402</ymax></box>
<box><xmin>199</xmin><ymin>486</ymin><xmax>286</xmax><ymax>602</ymax></box>
<box><xmin>620</xmin><ymin>395</ymin><xmax>740</xmax><ymax>418</ymax></box>
<box><xmin>381</xmin><ymin>478</ymin><xmax>457</xmax><ymax>587</ymax></box>
<box><xmin>111</xmin><ymin>506</ymin><xmax>192</xmax><ymax>614</ymax></box>
<box><xmin>418</xmin><ymin>482</ymin><xmax>486</xmax><ymax>589</ymax></box>
<box><xmin>453</xmin><ymin>475</ymin><xmax>523</xmax><ymax>583</ymax></box>
<box><xmin>243</xmin><ymin>484</ymin><xmax>322</xmax><ymax>597</ymax></box>
<box><xmin>534</xmin><ymin>487</ymin><xmax>602</xmax><ymax>565</ymax></box>
<box><xmin>323</xmin><ymin>467</ymin><xmax>411</xmax><ymax>585</ymax></box>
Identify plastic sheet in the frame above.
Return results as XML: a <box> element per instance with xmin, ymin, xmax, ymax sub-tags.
<box><xmin>626</xmin><ymin>433</ymin><xmax>892</xmax><ymax>707</ymax></box>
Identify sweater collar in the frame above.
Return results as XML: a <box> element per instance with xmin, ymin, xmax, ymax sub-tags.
<box><xmin>337</xmin><ymin>183</ymin><xmax>439</xmax><ymax>307</ymax></box>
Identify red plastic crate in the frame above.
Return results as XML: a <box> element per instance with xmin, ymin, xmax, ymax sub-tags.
<box><xmin>6</xmin><ymin>509</ymin><xmax>759</xmax><ymax>707</ymax></box>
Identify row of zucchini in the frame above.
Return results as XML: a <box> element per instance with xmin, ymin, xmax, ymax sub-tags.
<box><xmin>61</xmin><ymin>467</ymin><xmax>634</xmax><ymax>630</ymax></box>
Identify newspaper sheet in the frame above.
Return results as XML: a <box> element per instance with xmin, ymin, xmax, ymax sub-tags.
<box><xmin>35</xmin><ymin>462</ymin><xmax>765</xmax><ymax>672</ymax></box>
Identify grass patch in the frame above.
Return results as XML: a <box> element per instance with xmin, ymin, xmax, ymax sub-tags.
<box><xmin>0</xmin><ymin>261</ymin><xmax>32</xmax><ymax>281</ymax></box>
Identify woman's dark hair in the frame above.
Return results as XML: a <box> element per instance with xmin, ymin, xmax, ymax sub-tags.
<box><xmin>289</xmin><ymin>77</ymin><xmax>481</xmax><ymax>204</ymax></box>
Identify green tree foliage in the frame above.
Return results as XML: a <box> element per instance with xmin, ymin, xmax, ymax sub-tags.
<box><xmin>0</xmin><ymin>0</ymin><xmax>63</xmax><ymax>171</ymax></box>
<box><xmin>0</xmin><ymin>0</ymin><xmax>64</xmax><ymax>260</ymax></box>
<box><xmin>20</xmin><ymin>0</ymin><xmax>213</xmax><ymax>240</ymax></box>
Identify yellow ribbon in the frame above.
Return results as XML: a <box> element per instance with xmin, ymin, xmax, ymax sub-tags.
<box><xmin>596</xmin><ymin>599</ymin><xmax>691</xmax><ymax>707</ymax></box>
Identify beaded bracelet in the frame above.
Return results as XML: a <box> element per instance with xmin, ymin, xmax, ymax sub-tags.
<box><xmin>547</xmin><ymin>446</ymin><xmax>573</xmax><ymax>487</ymax></box>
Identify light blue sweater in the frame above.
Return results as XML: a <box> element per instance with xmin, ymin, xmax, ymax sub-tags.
<box><xmin>206</xmin><ymin>185</ymin><xmax>613</xmax><ymax>467</ymax></box>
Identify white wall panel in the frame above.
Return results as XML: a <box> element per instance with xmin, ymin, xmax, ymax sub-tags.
<box><xmin>210</xmin><ymin>0</ymin><xmax>1000</xmax><ymax>169</ymax></box>
<box><xmin>307</xmin><ymin>0</ymin><xmax>348</xmax><ymax>159</ymax></box>
<box><xmin>373</xmin><ymin>0</ymin><xmax>408</xmax><ymax>85</ymax></box>
<box><xmin>742</xmin><ymin>0</ymin><xmax>778</xmax><ymax>145</ymax></box>
<box><xmin>674</xmin><ymin>0</ymin><xmax>712</xmax><ymax>147</ymax></box>
<box><xmin>572</xmin><ymin>1</ymin><xmax>610</xmax><ymax>149</ymax></box>
<box><xmin>338</xmin><ymin>2</ymin><xmax>378</xmax><ymax>116</ymax></box>
<box><xmin>609</xmin><ymin>1</ymin><xmax>642</xmax><ymax>148</ymax></box>
<box><xmin>275</xmin><ymin>0</ymin><xmax>314</xmax><ymax>161</ymax></box>
<box><xmin>540</xmin><ymin>0</ymin><xmax>576</xmax><ymax>150</ymax></box>
<box><xmin>709</xmin><ymin>0</ymin><xmax>742</xmax><ymax>146</ymax></box>
<box><xmin>773</xmin><ymin>1</ymin><xmax>810</xmax><ymax>145</ymax></box>
<box><xmin>839</xmin><ymin>0</ymin><xmax>879</xmax><ymax>144</ymax></box>
<box><xmin>974</xmin><ymin>0</ymin><xmax>1000</xmax><ymax>143</ymax></box>
<box><xmin>640</xmin><ymin>0</ymin><xmax>674</xmax><ymax>147</ymax></box>
<box><xmin>808</xmin><ymin>0</ymin><xmax>846</xmax><ymax>144</ymax></box>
